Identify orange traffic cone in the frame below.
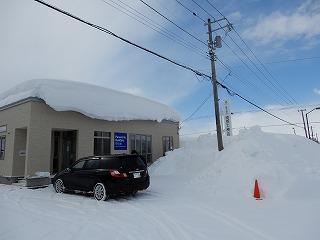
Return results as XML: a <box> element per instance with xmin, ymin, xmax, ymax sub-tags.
<box><xmin>253</xmin><ymin>179</ymin><xmax>262</xmax><ymax>200</ymax></box>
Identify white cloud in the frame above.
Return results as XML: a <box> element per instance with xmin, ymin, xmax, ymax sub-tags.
<box><xmin>244</xmin><ymin>0</ymin><xmax>320</xmax><ymax>44</ymax></box>
<box><xmin>0</xmin><ymin>0</ymin><xmax>201</xmax><ymax>107</ymax></box>
<box><xmin>228</xmin><ymin>11</ymin><xmax>242</xmax><ymax>22</ymax></box>
<box><xmin>180</xmin><ymin>104</ymin><xmax>320</xmax><ymax>138</ymax></box>
<box><xmin>314</xmin><ymin>88</ymin><xmax>320</xmax><ymax>95</ymax></box>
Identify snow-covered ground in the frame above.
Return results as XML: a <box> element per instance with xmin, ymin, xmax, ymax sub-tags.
<box><xmin>1</xmin><ymin>127</ymin><xmax>320</xmax><ymax>240</ymax></box>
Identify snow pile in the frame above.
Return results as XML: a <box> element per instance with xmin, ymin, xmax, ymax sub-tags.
<box><xmin>151</xmin><ymin>127</ymin><xmax>320</xmax><ymax>200</ymax></box>
<box><xmin>0</xmin><ymin>79</ymin><xmax>180</xmax><ymax>122</ymax></box>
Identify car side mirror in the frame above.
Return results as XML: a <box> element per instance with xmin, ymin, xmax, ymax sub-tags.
<box><xmin>66</xmin><ymin>167</ymin><xmax>71</xmax><ymax>172</ymax></box>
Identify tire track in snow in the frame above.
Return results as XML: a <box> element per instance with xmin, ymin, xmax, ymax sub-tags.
<box><xmin>1</xmin><ymin>185</ymin><xmax>276</xmax><ymax>240</ymax></box>
<box><xmin>193</xmin><ymin>203</ymin><xmax>277</xmax><ymax>240</ymax></box>
<box><xmin>0</xmin><ymin>186</ymin><xmax>130</xmax><ymax>239</ymax></box>
<box><xmin>114</xmin><ymin>197</ymin><xmax>194</xmax><ymax>240</ymax></box>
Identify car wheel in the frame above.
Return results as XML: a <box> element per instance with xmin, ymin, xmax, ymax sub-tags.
<box><xmin>54</xmin><ymin>179</ymin><xmax>65</xmax><ymax>193</ymax></box>
<box><xmin>93</xmin><ymin>183</ymin><xmax>109</xmax><ymax>201</ymax></box>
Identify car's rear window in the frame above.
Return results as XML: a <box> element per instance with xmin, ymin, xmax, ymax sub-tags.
<box><xmin>99</xmin><ymin>156</ymin><xmax>146</xmax><ymax>170</ymax></box>
<box><xmin>121</xmin><ymin>156</ymin><xmax>146</xmax><ymax>169</ymax></box>
<box><xmin>100</xmin><ymin>158</ymin><xmax>122</xmax><ymax>169</ymax></box>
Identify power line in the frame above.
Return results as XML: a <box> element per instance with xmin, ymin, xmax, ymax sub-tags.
<box><xmin>204</xmin><ymin>0</ymin><xmax>225</xmax><ymax>17</ymax></box>
<box><xmin>265</xmin><ymin>56</ymin><xmax>320</xmax><ymax>64</ymax></box>
<box><xmin>189</xmin><ymin>0</ymin><xmax>294</xmax><ymax>105</ymax></box>
<box><xmin>105</xmin><ymin>1</ymin><xmax>301</xmax><ymax>125</ymax></box>
<box><xmin>180</xmin><ymin>122</ymin><xmax>320</xmax><ymax>136</ymax></box>
<box><xmin>176</xmin><ymin>0</ymin><xmax>292</xmax><ymax>105</ymax></box>
<box><xmin>33</xmin><ymin>0</ymin><xmax>302</xmax><ymax>130</ymax></box>
<box><xmin>100</xmin><ymin>0</ymin><xmax>209</xmax><ymax>59</ymax></box>
<box><xmin>180</xmin><ymin>93</ymin><xmax>212</xmax><ymax>124</ymax></box>
<box><xmin>33</xmin><ymin>0</ymin><xmax>207</xmax><ymax>77</ymax></box>
<box><xmin>137</xmin><ymin>0</ymin><xmax>207</xmax><ymax>46</ymax></box>
<box><xmin>180</xmin><ymin>74</ymin><xmax>231</xmax><ymax>127</ymax></box>
<box><xmin>113</xmin><ymin>0</ymin><xmax>208</xmax><ymax>55</ymax></box>
<box><xmin>173</xmin><ymin>0</ymin><xmax>206</xmax><ymax>23</ymax></box>
<box><xmin>223</xmin><ymin>37</ymin><xmax>294</xmax><ymax>105</ymax></box>
<box><xmin>187</xmin><ymin>1</ymin><xmax>288</xmax><ymax>105</ymax></box>
<box><xmin>218</xmin><ymin>82</ymin><xmax>303</xmax><ymax>128</ymax></box>
<box><xmin>231</xmin><ymin>27</ymin><xmax>298</xmax><ymax>104</ymax></box>
<box><xmin>220</xmin><ymin>40</ymin><xmax>287</xmax><ymax>105</ymax></box>
<box><xmin>215</xmin><ymin>56</ymin><xmax>282</xmax><ymax>104</ymax></box>
<box><xmin>205</xmin><ymin>0</ymin><xmax>298</xmax><ymax>104</ymax></box>
<box><xmin>185</xmin><ymin>104</ymin><xmax>320</xmax><ymax>120</ymax></box>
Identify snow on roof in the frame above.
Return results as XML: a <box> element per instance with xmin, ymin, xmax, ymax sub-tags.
<box><xmin>0</xmin><ymin>79</ymin><xmax>180</xmax><ymax>122</ymax></box>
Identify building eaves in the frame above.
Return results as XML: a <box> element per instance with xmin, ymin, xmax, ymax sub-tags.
<box><xmin>0</xmin><ymin>97</ymin><xmax>44</xmax><ymax>112</ymax></box>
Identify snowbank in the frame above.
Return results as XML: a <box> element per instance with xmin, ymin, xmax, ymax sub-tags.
<box><xmin>1</xmin><ymin>127</ymin><xmax>320</xmax><ymax>240</ymax></box>
<box><xmin>0</xmin><ymin>79</ymin><xmax>180</xmax><ymax>122</ymax></box>
<box><xmin>151</xmin><ymin>127</ymin><xmax>320</xmax><ymax>200</ymax></box>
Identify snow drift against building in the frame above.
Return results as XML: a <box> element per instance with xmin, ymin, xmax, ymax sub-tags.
<box><xmin>0</xmin><ymin>79</ymin><xmax>180</xmax><ymax>122</ymax></box>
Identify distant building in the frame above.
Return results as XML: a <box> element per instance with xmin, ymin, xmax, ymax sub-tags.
<box><xmin>0</xmin><ymin>79</ymin><xmax>179</xmax><ymax>183</ymax></box>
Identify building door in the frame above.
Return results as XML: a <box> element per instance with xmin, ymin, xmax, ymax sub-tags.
<box><xmin>52</xmin><ymin>132</ymin><xmax>60</xmax><ymax>173</ymax></box>
<box><xmin>130</xmin><ymin>134</ymin><xmax>152</xmax><ymax>164</ymax></box>
<box><xmin>162</xmin><ymin>136</ymin><xmax>173</xmax><ymax>156</ymax></box>
<box><xmin>61</xmin><ymin>131</ymin><xmax>77</xmax><ymax>170</ymax></box>
<box><xmin>51</xmin><ymin>130</ymin><xmax>77</xmax><ymax>173</ymax></box>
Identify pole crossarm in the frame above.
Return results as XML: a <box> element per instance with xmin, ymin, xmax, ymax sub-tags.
<box><xmin>307</xmin><ymin>107</ymin><xmax>320</xmax><ymax>115</ymax></box>
<box><xmin>212</xmin><ymin>24</ymin><xmax>232</xmax><ymax>32</ymax></box>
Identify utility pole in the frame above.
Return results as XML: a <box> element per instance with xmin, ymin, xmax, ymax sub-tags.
<box><xmin>305</xmin><ymin>107</ymin><xmax>320</xmax><ymax>139</ymax></box>
<box><xmin>206</xmin><ymin>18</ymin><xmax>224</xmax><ymax>151</ymax></box>
<box><xmin>298</xmin><ymin>109</ymin><xmax>308</xmax><ymax>138</ymax></box>
<box><xmin>311</xmin><ymin>126</ymin><xmax>314</xmax><ymax>140</ymax></box>
<box><xmin>306</xmin><ymin>114</ymin><xmax>311</xmax><ymax>139</ymax></box>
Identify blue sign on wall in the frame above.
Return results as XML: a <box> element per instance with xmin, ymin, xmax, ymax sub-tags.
<box><xmin>114</xmin><ymin>132</ymin><xmax>127</xmax><ymax>150</ymax></box>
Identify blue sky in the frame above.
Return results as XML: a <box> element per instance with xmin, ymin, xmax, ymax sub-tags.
<box><xmin>0</xmin><ymin>0</ymin><xmax>319</xmax><ymax>135</ymax></box>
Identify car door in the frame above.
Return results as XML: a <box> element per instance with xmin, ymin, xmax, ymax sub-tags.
<box><xmin>63</xmin><ymin>160</ymin><xmax>87</xmax><ymax>191</ymax></box>
<box><xmin>77</xmin><ymin>159</ymin><xmax>101</xmax><ymax>191</ymax></box>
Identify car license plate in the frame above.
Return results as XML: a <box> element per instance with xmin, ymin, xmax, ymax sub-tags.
<box><xmin>133</xmin><ymin>172</ymin><xmax>141</xmax><ymax>178</ymax></box>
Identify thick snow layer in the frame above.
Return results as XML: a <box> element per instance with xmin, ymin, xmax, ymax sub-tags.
<box><xmin>152</xmin><ymin>126</ymin><xmax>320</xmax><ymax>200</ymax></box>
<box><xmin>1</xmin><ymin>128</ymin><xmax>320</xmax><ymax>240</ymax></box>
<box><xmin>0</xmin><ymin>79</ymin><xmax>180</xmax><ymax>122</ymax></box>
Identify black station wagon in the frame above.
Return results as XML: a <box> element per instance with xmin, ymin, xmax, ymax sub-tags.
<box><xmin>53</xmin><ymin>154</ymin><xmax>150</xmax><ymax>201</ymax></box>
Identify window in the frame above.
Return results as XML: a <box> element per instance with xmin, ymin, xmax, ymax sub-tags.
<box><xmin>94</xmin><ymin>131</ymin><xmax>111</xmax><ymax>155</ymax></box>
<box><xmin>72</xmin><ymin>160</ymin><xmax>85</xmax><ymax>170</ymax></box>
<box><xmin>0</xmin><ymin>125</ymin><xmax>6</xmax><ymax>160</ymax></box>
<box><xmin>100</xmin><ymin>158</ymin><xmax>122</xmax><ymax>169</ymax></box>
<box><xmin>130</xmin><ymin>134</ymin><xmax>152</xmax><ymax>164</ymax></box>
<box><xmin>84</xmin><ymin>160</ymin><xmax>100</xmax><ymax>170</ymax></box>
<box><xmin>0</xmin><ymin>125</ymin><xmax>6</xmax><ymax>133</ymax></box>
<box><xmin>0</xmin><ymin>136</ymin><xmax>5</xmax><ymax>160</ymax></box>
<box><xmin>122</xmin><ymin>156</ymin><xmax>146</xmax><ymax>169</ymax></box>
<box><xmin>162</xmin><ymin>136</ymin><xmax>173</xmax><ymax>156</ymax></box>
